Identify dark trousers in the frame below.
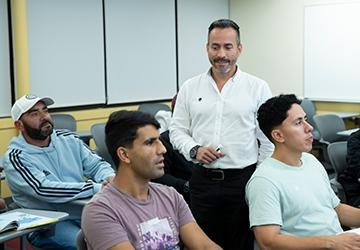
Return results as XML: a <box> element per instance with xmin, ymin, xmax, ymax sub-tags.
<box><xmin>190</xmin><ymin>164</ymin><xmax>256</xmax><ymax>250</ymax></box>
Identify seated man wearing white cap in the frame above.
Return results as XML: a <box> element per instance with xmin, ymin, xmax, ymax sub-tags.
<box><xmin>3</xmin><ymin>94</ymin><xmax>115</xmax><ymax>250</ymax></box>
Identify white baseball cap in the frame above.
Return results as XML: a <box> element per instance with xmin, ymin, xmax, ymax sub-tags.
<box><xmin>11</xmin><ymin>94</ymin><xmax>54</xmax><ymax>121</ymax></box>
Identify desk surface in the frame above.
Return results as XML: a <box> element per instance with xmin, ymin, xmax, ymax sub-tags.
<box><xmin>316</xmin><ymin>111</ymin><xmax>360</xmax><ymax>119</ymax></box>
<box><xmin>0</xmin><ymin>208</ymin><xmax>68</xmax><ymax>244</ymax></box>
<box><xmin>336</xmin><ymin>128</ymin><xmax>360</xmax><ymax>137</ymax></box>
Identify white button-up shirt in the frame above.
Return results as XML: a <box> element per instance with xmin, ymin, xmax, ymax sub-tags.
<box><xmin>169</xmin><ymin>68</ymin><xmax>274</xmax><ymax>169</ymax></box>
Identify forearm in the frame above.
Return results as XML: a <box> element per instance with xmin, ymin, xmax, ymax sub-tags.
<box><xmin>336</xmin><ymin>203</ymin><xmax>360</xmax><ymax>228</ymax></box>
<box><xmin>260</xmin><ymin>234</ymin><xmax>336</xmax><ymax>250</ymax></box>
<box><xmin>169</xmin><ymin>126</ymin><xmax>197</xmax><ymax>160</ymax></box>
<box><xmin>82</xmin><ymin>152</ymin><xmax>115</xmax><ymax>182</ymax></box>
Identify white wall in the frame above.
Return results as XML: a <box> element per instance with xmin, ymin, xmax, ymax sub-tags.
<box><xmin>0</xmin><ymin>0</ymin><xmax>12</xmax><ymax>117</ymax></box>
<box><xmin>230</xmin><ymin>0</ymin><xmax>360</xmax><ymax>97</ymax></box>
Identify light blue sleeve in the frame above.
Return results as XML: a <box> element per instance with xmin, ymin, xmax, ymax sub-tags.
<box><xmin>3</xmin><ymin>150</ymin><xmax>99</xmax><ymax>203</ymax></box>
<box><xmin>246</xmin><ymin>176</ymin><xmax>282</xmax><ymax>228</ymax></box>
<box><xmin>78</xmin><ymin>141</ymin><xmax>115</xmax><ymax>183</ymax></box>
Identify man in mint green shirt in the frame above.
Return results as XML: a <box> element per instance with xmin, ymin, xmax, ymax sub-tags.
<box><xmin>246</xmin><ymin>94</ymin><xmax>360</xmax><ymax>249</ymax></box>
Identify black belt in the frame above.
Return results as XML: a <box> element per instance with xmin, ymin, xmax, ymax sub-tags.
<box><xmin>195</xmin><ymin>164</ymin><xmax>256</xmax><ymax>181</ymax></box>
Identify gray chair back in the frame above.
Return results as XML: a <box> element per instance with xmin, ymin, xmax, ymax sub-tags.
<box><xmin>0</xmin><ymin>155</ymin><xmax>3</xmax><ymax>170</ymax></box>
<box><xmin>313</xmin><ymin>114</ymin><xmax>346</xmax><ymax>143</ymax></box>
<box><xmin>327</xmin><ymin>141</ymin><xmax>348</xmax><ymax>201</ymax></box>
<box><xmin>300</xmin><ymin>98</ymin><xmax>320</xmax><ymax>140</ymax></box>
<box><xmin>138</xmin><ymin>103</ymin><xmax>171</xmax><ymax>116</ymax></box>
<box><xmin>328</xmin><ymin>141</ymin><xmax>348</xmax><ymax>177</ymax></box>
<box><xmin>76</xmin><ymin>229</ymin><xmax>87</xmax><ymax>250</ymax></box>
<box><xmin>52</xmin><ymin>114</ymin><xmax>77</xmax><ymax>131</ymax></box>
<box><xmin>90</xmin><ymin>123</ymin><xmax>115</xmax><ymax>168</ymax></box>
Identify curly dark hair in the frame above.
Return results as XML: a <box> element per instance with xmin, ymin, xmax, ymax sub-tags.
<box><xmin>257</xmin><ymin>94</ymin><xmax>301</xmax><ymax>142</ymax></box>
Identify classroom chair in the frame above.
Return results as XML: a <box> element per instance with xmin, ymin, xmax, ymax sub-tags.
<box><xmin>51</xmin><ymin>113</ymin><xmax>77</xmax><ymax>132</ymax></box>
<box><xmin>76</xmin><ymin>229</ymin><xmax>87</xmax><ymax>250</ymax></box>
<box><xmin>300</xmin><ymin>98</ymin><xmax>321</xmax><ymax>140</ymax></box>
<box><xmin>313</xmin><ymin>114</ymin><xmax>348</xmax><ymax>175</ymax></box>
<box><xmin>138</xmin><ymin>103</ymin><xmax>171</xmax><ymax>116</ymax></box>
<box><xmin>327</xmin><ymin>141</ymin><xmax>348</xmax><ymax>202</ymax></box>
<box><xmin>90</xmin><ymin>123</ymin><xmax>115</xmax><ymax>168</ymax></box>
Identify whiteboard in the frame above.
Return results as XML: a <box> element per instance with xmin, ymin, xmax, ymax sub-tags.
<box><xmin>177</xmin><ymin>0</ymin><xmax>229</xmax><ymax>86</ymax></box>
<box><xmin>0</xmin><ymin>0</ymin><xmax>12</xmax><ymax>117</ymax></box>
<box><xmin>304</xmin><ymin>2</ymin><xmax>360</xmax><ymax>102</ymax></box>
<box><xmin>105</xmin><ymin>0</ymin><xmax>177</xmax><ymax>104</ymax></box>
<box><xmin>27</xmin><ymin>0</ymin><xmax>106</xmax><ymax>108</ymax></box>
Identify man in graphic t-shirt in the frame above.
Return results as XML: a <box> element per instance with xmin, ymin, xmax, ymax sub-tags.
<box><xmin>81</xmin><ymin>110</ymin><xmax>221</xmax><ymax>250</ymax></box>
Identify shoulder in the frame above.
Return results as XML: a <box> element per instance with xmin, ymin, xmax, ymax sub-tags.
<box><xmin>83</xmin><ymin>186</ymin><xmax>117</xmax><ymax>215</ymax></box>
<box><xmin>6</xmin><ymin>135</ymin><xmax>25</xmax><ymax>152</ymax></box>
<box><xmin>238</xmin><ymin>70</ymin><xmax>268</xmax><ymax>86</ymax></box>
<box><xmin>302</xmin><ymin>152</ymin><xmax>318</xmax><ymax>161</ymax></box>
<box><xmin>179</xmin><ymin>72</ymin><xmax>209</xmax><ymax>93</ymax></box>
<box><xmin>253</xmin><ymin>158</ymin><xmax>278</xmax><ymax>176</ymax></box>
<box><xmin>150</xmin><ymin>182</ymin><xmax>176</xmax><ymax>193</ymax></box>
<box><xmin>348</xmin><ymin>130</ymin><xmax>360</xmax><ymax>145</ymax></box>
<box><xmin>301</xmin><ymin>153</ymin><xmax>328</xmax><ymax>176</ymax></box>
<box><xmin>54</xmin><ymin>129</ymin><xmax>79</xmax><ymax>140</ymax></box>
<box><xmin>302</xmin><ymin>152</ymin><xmax>323</xmax><ymax>168</ymax></box>
<box><xmin>247</xmin><ymin>158</ymin><xmax>284</xmax><ymax>191</ymax></box>
<box><xmin>4</xmin><ymin>136</ymin><xmax>31</xmax><ymax>167</ymax></box>
<box><xmin>236</xmin><ymin>70</ymin><xmax>271</xmax><ymax>102</ymax></box>
<box><xmin>149</xmin><ymin>182</ymin><xmax>181</xmax><ymax>200</ymax></box>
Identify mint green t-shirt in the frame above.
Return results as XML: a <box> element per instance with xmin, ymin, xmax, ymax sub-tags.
<box><xmin>246</xmin><ymin>152</ymin><xmax>342</xmax><ymax>236</ymax></box>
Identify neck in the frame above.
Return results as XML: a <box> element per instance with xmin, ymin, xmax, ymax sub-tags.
<box><xmin>23</xmin><ymin>134</ymin><xmax>51</xmax><ymax>147</ymax></box>
<box><xmin>211</xmin><ymin>66</ymin><xmax>237</xmax><ymax>92</ymax></box>
<box><xmin>272</xmin><ymin>147</ymin><xmax>303</xmax><ymax>167</ymax></box>
<box><xmin>112</xmin><ymin>168</ymin><xmax>150</xmax><ymax>201</ymax></box>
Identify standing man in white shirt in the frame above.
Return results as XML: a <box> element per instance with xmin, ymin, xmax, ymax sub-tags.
<box><xmin>169</xmin><ymin>19</ymin><xmax>273</xmax><ymax>249</ymax></box>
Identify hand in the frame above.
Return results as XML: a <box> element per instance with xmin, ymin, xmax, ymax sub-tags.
<box><xmin>196</xmin><ymin>146</ymin><xmax>224</xmax><ymax>165</ymax></box>
<box><xmin>101</xmin><ymin>175</ymin><xmax>115</xmax><ymax>189</ymax></box>
<box><xmin>332</xmin><ymin>232</ymin><xmax>360</xmax><ymax>249</ymax></box>
<box><xmin>105</xmin><ymin>175</ymin><xmax>115</xmax><ymax>183</ymax></box>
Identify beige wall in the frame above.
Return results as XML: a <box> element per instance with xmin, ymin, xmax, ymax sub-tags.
<box><xmin>230</xmin><ymin>0</ymin><xmax>303</xmax><ymax>95</ymax></box>
<box><xmin>229</xmin><ymin>0</ymin><xmax>360</xmax><ymax>114</ymax></box>
<box><xmin>230</xmin><ymin>0</ymin><xmax>360</xmax><ymax>99</ymax></box>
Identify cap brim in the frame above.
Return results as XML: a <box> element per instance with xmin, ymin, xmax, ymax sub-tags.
<box><xmin>39</xmin><ymin>97</ymin><xmax>54</xmax><ymax>107</ymax></box>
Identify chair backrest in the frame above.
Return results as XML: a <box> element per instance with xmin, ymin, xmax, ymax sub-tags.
<box><xmin>300</xmin><ymin>98</ymin><xmax>321</xmax><ymax>140</ymax></box>
<box><xmin>327</xmin><ymin>141</ymin><xmax>348</xmax><ymax>177</ymax></box>
<box><xmin>138</xmin><ymin>103</ymin><xmax>171</xmax><ymax>116</ymax></box>
<box><xmin>76</xmin><ymin>229</ymin><xmax>87</xmax><ymax>250</ymax></box>
<box><xmin>90</xmin><ymin>123</ymin><xmax>115</xmax><ymax>168</ymax></box>
<box><xmin>51</xmin><ymin>114</ymin><xmax>77</xmax><ymax>131</ymax></box>
<box><xmin>313</xmin><ymin>114</ymin><xmax>346</xmax><ymax>143</ymax></box>
<box><xmin>0</xmin><ymin>155</ymin><xmax>3</xmax><ymax>170</ymax></box>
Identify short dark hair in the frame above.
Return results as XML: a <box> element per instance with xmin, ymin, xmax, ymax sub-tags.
<box><xmin>257</xmin><ymin>94</ymin><xmax>301</xmax><ymax>142</ymax></box>
<box><xmin>208</xmin><ymin>19</ymin><xmax>241</xmax><ymax>45</ymax></box>
<box><xmin>105</xmin><ymin>110</ymin><xmax>160</xmax><ymax>169</ymax></box>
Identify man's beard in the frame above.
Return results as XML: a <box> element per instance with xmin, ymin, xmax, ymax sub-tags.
<box><xmin>210</xmin><ymin>57</ymin><xmax>236</xmax><ymax>75</ymax></box>
<box><xmin>23</xmin><ymin>120</ymin><xmax>54</xmax><ymax>140</ymax></box>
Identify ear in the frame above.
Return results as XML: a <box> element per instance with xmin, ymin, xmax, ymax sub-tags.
<box><xmin>271</xmin><ymin>128</ymin><xmax>285</xmax><ymax>144</ymax></box>
<box><xmin>116</xmin><ymin>147</ymin><xmax>130</xmax><ymax>164</ymax></box>
<box><xmin>14</xmin><ymin>121</ymin><xmax>24</xmax><ymax>131</ymax></box>
<box><xmin>237</xmin><ymin>44</ymin><xmax>243</xmax><ymax>54</ymax></box>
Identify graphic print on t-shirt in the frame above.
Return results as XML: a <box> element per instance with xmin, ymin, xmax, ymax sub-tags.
<box><xmin>137</xmin><ymin>217</ymin><xmax>179</xmax><ymax>250</ymax></box>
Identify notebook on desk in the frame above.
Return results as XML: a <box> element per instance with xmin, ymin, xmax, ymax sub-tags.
<box><xmin>0</xmin><ymin>211</ymin><xmax>58</xmax><ymax>233</ymax></box>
